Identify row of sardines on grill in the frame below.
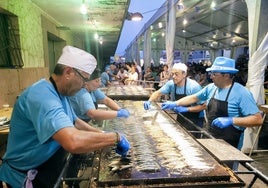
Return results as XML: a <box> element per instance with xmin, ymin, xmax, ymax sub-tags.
<box><xmin>103</xmin><ymin>101</ymin><xmax>214</xmax><ymax>176</ymax></box>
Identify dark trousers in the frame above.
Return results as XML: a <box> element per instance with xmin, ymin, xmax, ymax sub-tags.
<box><xmin>32</xmin><ymin>148</ymin><xmax>68</xmax><ymax>188</ymax></box>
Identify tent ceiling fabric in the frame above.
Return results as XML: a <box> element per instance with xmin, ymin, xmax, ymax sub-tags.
<box><xmin>144</xmin><ymin>0</ymin><xmax>248</xmax><ymax>51</ymax></box>
<box><xmin>31</xmin><ymin>0</ymin><xmax>249</xmax><ymax>58</ymax></box>
<box><xmin>31</xmin><ymin>0</ymin><xmax>130</xmax><ymax>61</ymax></box>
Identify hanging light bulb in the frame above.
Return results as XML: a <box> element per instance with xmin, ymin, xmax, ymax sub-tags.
<box><xmin>80</xmin><ymin>3</ymin><xmax>87</xmax><ymax>15</ymax></box>
<box><xmin>211</xmin><ymin>1</ymin><xmax>216</xmax><ymax>10</ymax></box>
<box><xmin>94</xmin><ymin>33</ymin><xmax>99</xmax><ymax>40</ymax></box>
<box><xmin>183</xmin><ymin>19</ymin><xmax>188</xmax><ymax>25</ymax></box>
<box><xmin>126</xmin><ymin>12</ymin><xmax>143</xmax><ymax>21</ymax></box>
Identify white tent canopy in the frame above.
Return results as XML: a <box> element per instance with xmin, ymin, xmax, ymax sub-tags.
<box><xmin>247</xmin><ymin>32</ymin><xmax>268</xmax><ymax>104</ymax></box>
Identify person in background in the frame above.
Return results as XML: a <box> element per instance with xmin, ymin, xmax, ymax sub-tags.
<box><xmin>116</xmin><ymin>66</ymin><xmax>128</xmax><ymax>85</ymax></box>
<box><xmin>101</xmin><ymin>67</ymin><xmax>111</xmax><ymax>87</ymax></box>
<box><xmin>198</xmin><ymin>69</ymin><xmax>210</xmax><ymax>87</ymax></box>
<box><xmin>124</xmin><ymin>64</ymin><xmax>139</xmax><ymax>85</ymax></box>
<box><xmin>144</xmin><ymin>63</ymin><xmax>205</xmax><ymax>127</ymax></box>
<box><xmin>134</xmin><ymin>62</ymin><xmax>142</xmax><ymax>81</ymax></box>
<box><xmin>107</xmin><ymin>64</ymin><xmax>117</xmax><ymax>81</ymax></box>
<box><xmin>143</xmin><ymin>67</ymin><xmax>155</xmax><ymax>87</ymax></box>
<box><xmin>0</xmin><ymin>46</ymin><xmax>130</xmax><ymax>187</ymax></box>
<box><xmin>125</xmin><ymin>63</ymin><xmax>132</xmax><ymax>73</ymax></box>
<box><xmin>162</xmin><ymin>57</ymin><xmax>262</xmax><ymax>150</ymax></box>
<box><xmin>69</xmin><ymin>68</ymin><xmax>130</xmax><ymax>122</ymax></box>
<box><xmin>159</xmin><ymin>64</ymin><xmax>171</xmax><ymax>87</ymax></box>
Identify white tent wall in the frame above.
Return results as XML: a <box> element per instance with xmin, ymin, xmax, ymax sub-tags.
<box><xmin>143</xmin><ymin>28</ymin><xmax>152</xmax><ymax>70</ymax></box>
<box><xmin>242</xmin><ymin>32</ymin><xmax>268</xmax><ymax>153</ymax></box>
<box><xmin>242</xmin><ymin>0</ymin><xmax>268</xmax><ymax>153</ymax></box>
<box><xmin>165</xmin><ymin>0</ymin><xmax>177</xmax><ymax>70</ymax></box>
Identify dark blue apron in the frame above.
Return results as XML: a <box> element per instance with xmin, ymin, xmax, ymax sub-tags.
<box><xmin>206</xmin><ymin>83</ymin><xmax>243</xmax><ymax>148</ymax></box>
<box><xmin>174</xmin><ymin>79</ymin><xmax>202</xmax><ymax>126</ymax></box>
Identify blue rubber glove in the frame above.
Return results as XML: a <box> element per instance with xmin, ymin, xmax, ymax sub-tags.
<box><xmin>212</xmin><ymin>117</ymin><xmax>233</xmax><ymax>129</ymax></box>
<box><xmin>173</xmin><ymin>106</ymin><xmax>188</xmax><ymax>113</ymax></box>
<box><xmin>161</xmin><ymin>101</ymin><xmax>177</xmax><ymax>110</ymax></box>
<box><xmin>143</xmin><ymin>101</ymin><xmax>151</xmax><ymax>110</ymax></box>
<box><xmin>116</xmin><ymin>134</ymin><xmax>130</xmax><ymax>157</ymax></box>
<box><xmin>117</xmin><ymin>109</ymin><xmax>130</xmax><ymax>118</ymax></box>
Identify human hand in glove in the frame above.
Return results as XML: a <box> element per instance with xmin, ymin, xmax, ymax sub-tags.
<box><xmin>143</xmin><ymin>101</ymin><xmax>151</xmax><ymax>110</ymax></box>
<box><xmin>161</xmin><ymin>101</ymin><xmax>177</xmax><ymax>110</ymax></box>
<box><xmin>116</xmin><ymin>134</ymin><xmax>130</xmax><ymax>157</ymax></box>
<box><xmin>212</xmin><ymin>117</ymin><xmax>233</xmax><ymax>129</ymax></box>
<box><xmin>117</xmin><ymin>109</ymin><xmax>130</xmax><ymax>118</ymax></box>
<box><xmin>173</xmin><ymin>106</ymin><xmax>188</xmax><ymax>113</ymax></box>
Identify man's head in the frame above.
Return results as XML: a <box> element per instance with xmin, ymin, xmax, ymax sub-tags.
<box><xmin>85</xmin><ymin>68</ymin><xmax>101</xmax><ymax>91</ymax></box>
<box><xmin>171</xmin><ymin>63</ymin><xmax>188</xmax><ymax>86</ymax></box>
<box><xmin>206</xmin><ymin>57</ymin><xmax>238</xmax><ymax>87</ymax></box>
<box><xmin>119</xmin><ymin>67</ymin><xmax>125</xmax><ymax>73</ymax></box>
<box><xmin>89</xmin><ymin>68</ymin><xmax>101</xmax><ymax>81</ymax></box>
<box><xmin>53</xmin><ymin>46</ymin><xmax>97</xmax><ymax>96</ymax></box>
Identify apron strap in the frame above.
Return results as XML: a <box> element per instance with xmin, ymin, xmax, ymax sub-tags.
<box><xmin>211</xmin><ymin>82</ymin><xmax>234</xmax><ymax>102</ymax></box>
<box><xmin>24</xmin><ymin>170</ymin><xmax>38</xmax><ymax>188</ymax></box>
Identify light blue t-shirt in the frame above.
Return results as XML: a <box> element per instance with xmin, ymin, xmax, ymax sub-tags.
<box><xmin>160</xmin><ymin>78</ymin><xmax>204</xmax><ymax>117</ymax></box>
<box><xmin>0</xmin><ymin>79</ymin><xmax>77</xmax><ymax>187</ymax></box>
<box><xmin>194</xmin><ymin>82</ymin><xmax>260</xmax><ymax>130</ymax></box>
<box><xmin>69</xmin><ymin>88</ymin><xmax>105</xmax><ymax>121</ymax></box>
<box><xmin>101</xmin><ymin>72</ymin><xmax>109</xmax><ymax>87</ymax></box>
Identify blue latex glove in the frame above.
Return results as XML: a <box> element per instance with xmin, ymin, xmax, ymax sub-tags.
<box><xmin>116</xmin><ymin>134</ymin><xmax>130</xmax><ymax>157</ymax></box>
<box><xmin>212</xmin><ymin>117</ymin><xmax>233</xmax><ymax>129</ymax></box>
<box><xmin>173</xmin><ymin>106</ymin><xmax>188</xmax><ymax>113</ymax></box>
<box><xmin>143</xmin><ymin>101</ymin><xmax>151</xmax><ymax>110</ymax></box>
<box><xmin>117</xmin><ymin>109</ymin><xmax>130</xmax><ymax>118</ymax></box>
<box><xmin>161</xmin><ymin>101</ymin><xmax>177</xmax><ymax>110</ymax></box>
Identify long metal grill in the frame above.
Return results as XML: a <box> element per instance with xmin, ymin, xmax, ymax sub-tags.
<box><xmin>105</xmin><ymin>85</ymin><xmax>151</xmax><ymax>100</ymax></box>
<box><xmin>97</xmin><ymin>101</ymin><xmax>243</xmax><ymax>187</ymax></box>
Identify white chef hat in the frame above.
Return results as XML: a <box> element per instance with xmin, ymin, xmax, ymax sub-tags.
<box><xmin>172</xmin><ymin>63</ymin><xmax>188</xmax><ymax>72</ymax></box>
<box><xmin>57</xmin><ymin>46</ymin><xmax>97</xmax><ymax>74</ymax></box>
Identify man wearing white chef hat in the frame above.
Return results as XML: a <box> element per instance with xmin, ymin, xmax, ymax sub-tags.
<box><xmin>144</xmin><ymin>62</ymin><xmax>206</xmax><ymax>127</ymax></box>
<box><xmin>0</xmin><ymin>46</ymin><xmax>130</xmax><ymax>187</ymax></box>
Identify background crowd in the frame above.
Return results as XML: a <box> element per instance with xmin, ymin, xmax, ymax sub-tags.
<box><xmin>102</xmin><ymin>57</ymin><xmax>249</xmax><ymax>91</ymax></box>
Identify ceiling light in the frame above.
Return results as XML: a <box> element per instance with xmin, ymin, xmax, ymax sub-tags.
<box><xmin>183</xmin><ymin>19</ymin><xmax>188</xmax><ymax>25</ymax></box>
<box><xmin>177</xmin><ymin>2</ymin><xmax>184</xmax><ymax>10</ymax></box>
<box><xmin>80</xmin><ymin>4</ymin><xmax>87</xmax><ymax>15</ymax></box>
<box><xmin>126</xmin><ymin>12</ymin><xmax>143</xmax><ymax>21</ymax></box>
<box><xmin>211</xmin><ymin>1</ymin><xmax>216</xmax><ymax>10</ymax></box>
<box><xmin>94</xmin><ymin>33</ymin><xmax>99</xmax><ymax>40</ymax></box>
<box><xmin>182</xmin><ymin>29</ymin><xmax>186</xmax><ymax>33</ymax></box>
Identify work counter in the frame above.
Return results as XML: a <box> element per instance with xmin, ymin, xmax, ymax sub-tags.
<box><xmin>55</xmin><ymin>100</ymin><xmax>245</xmax><ymax>187</ymax></box>
<box><xmin>0</xmin><ymin>107</ymin><xmax>12</xmax><ymax>134</ymax></box>
<box><xmin>2</xmin><ymin>94</ymin><xmax>267</xmax><ymax>187</ymax></box>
